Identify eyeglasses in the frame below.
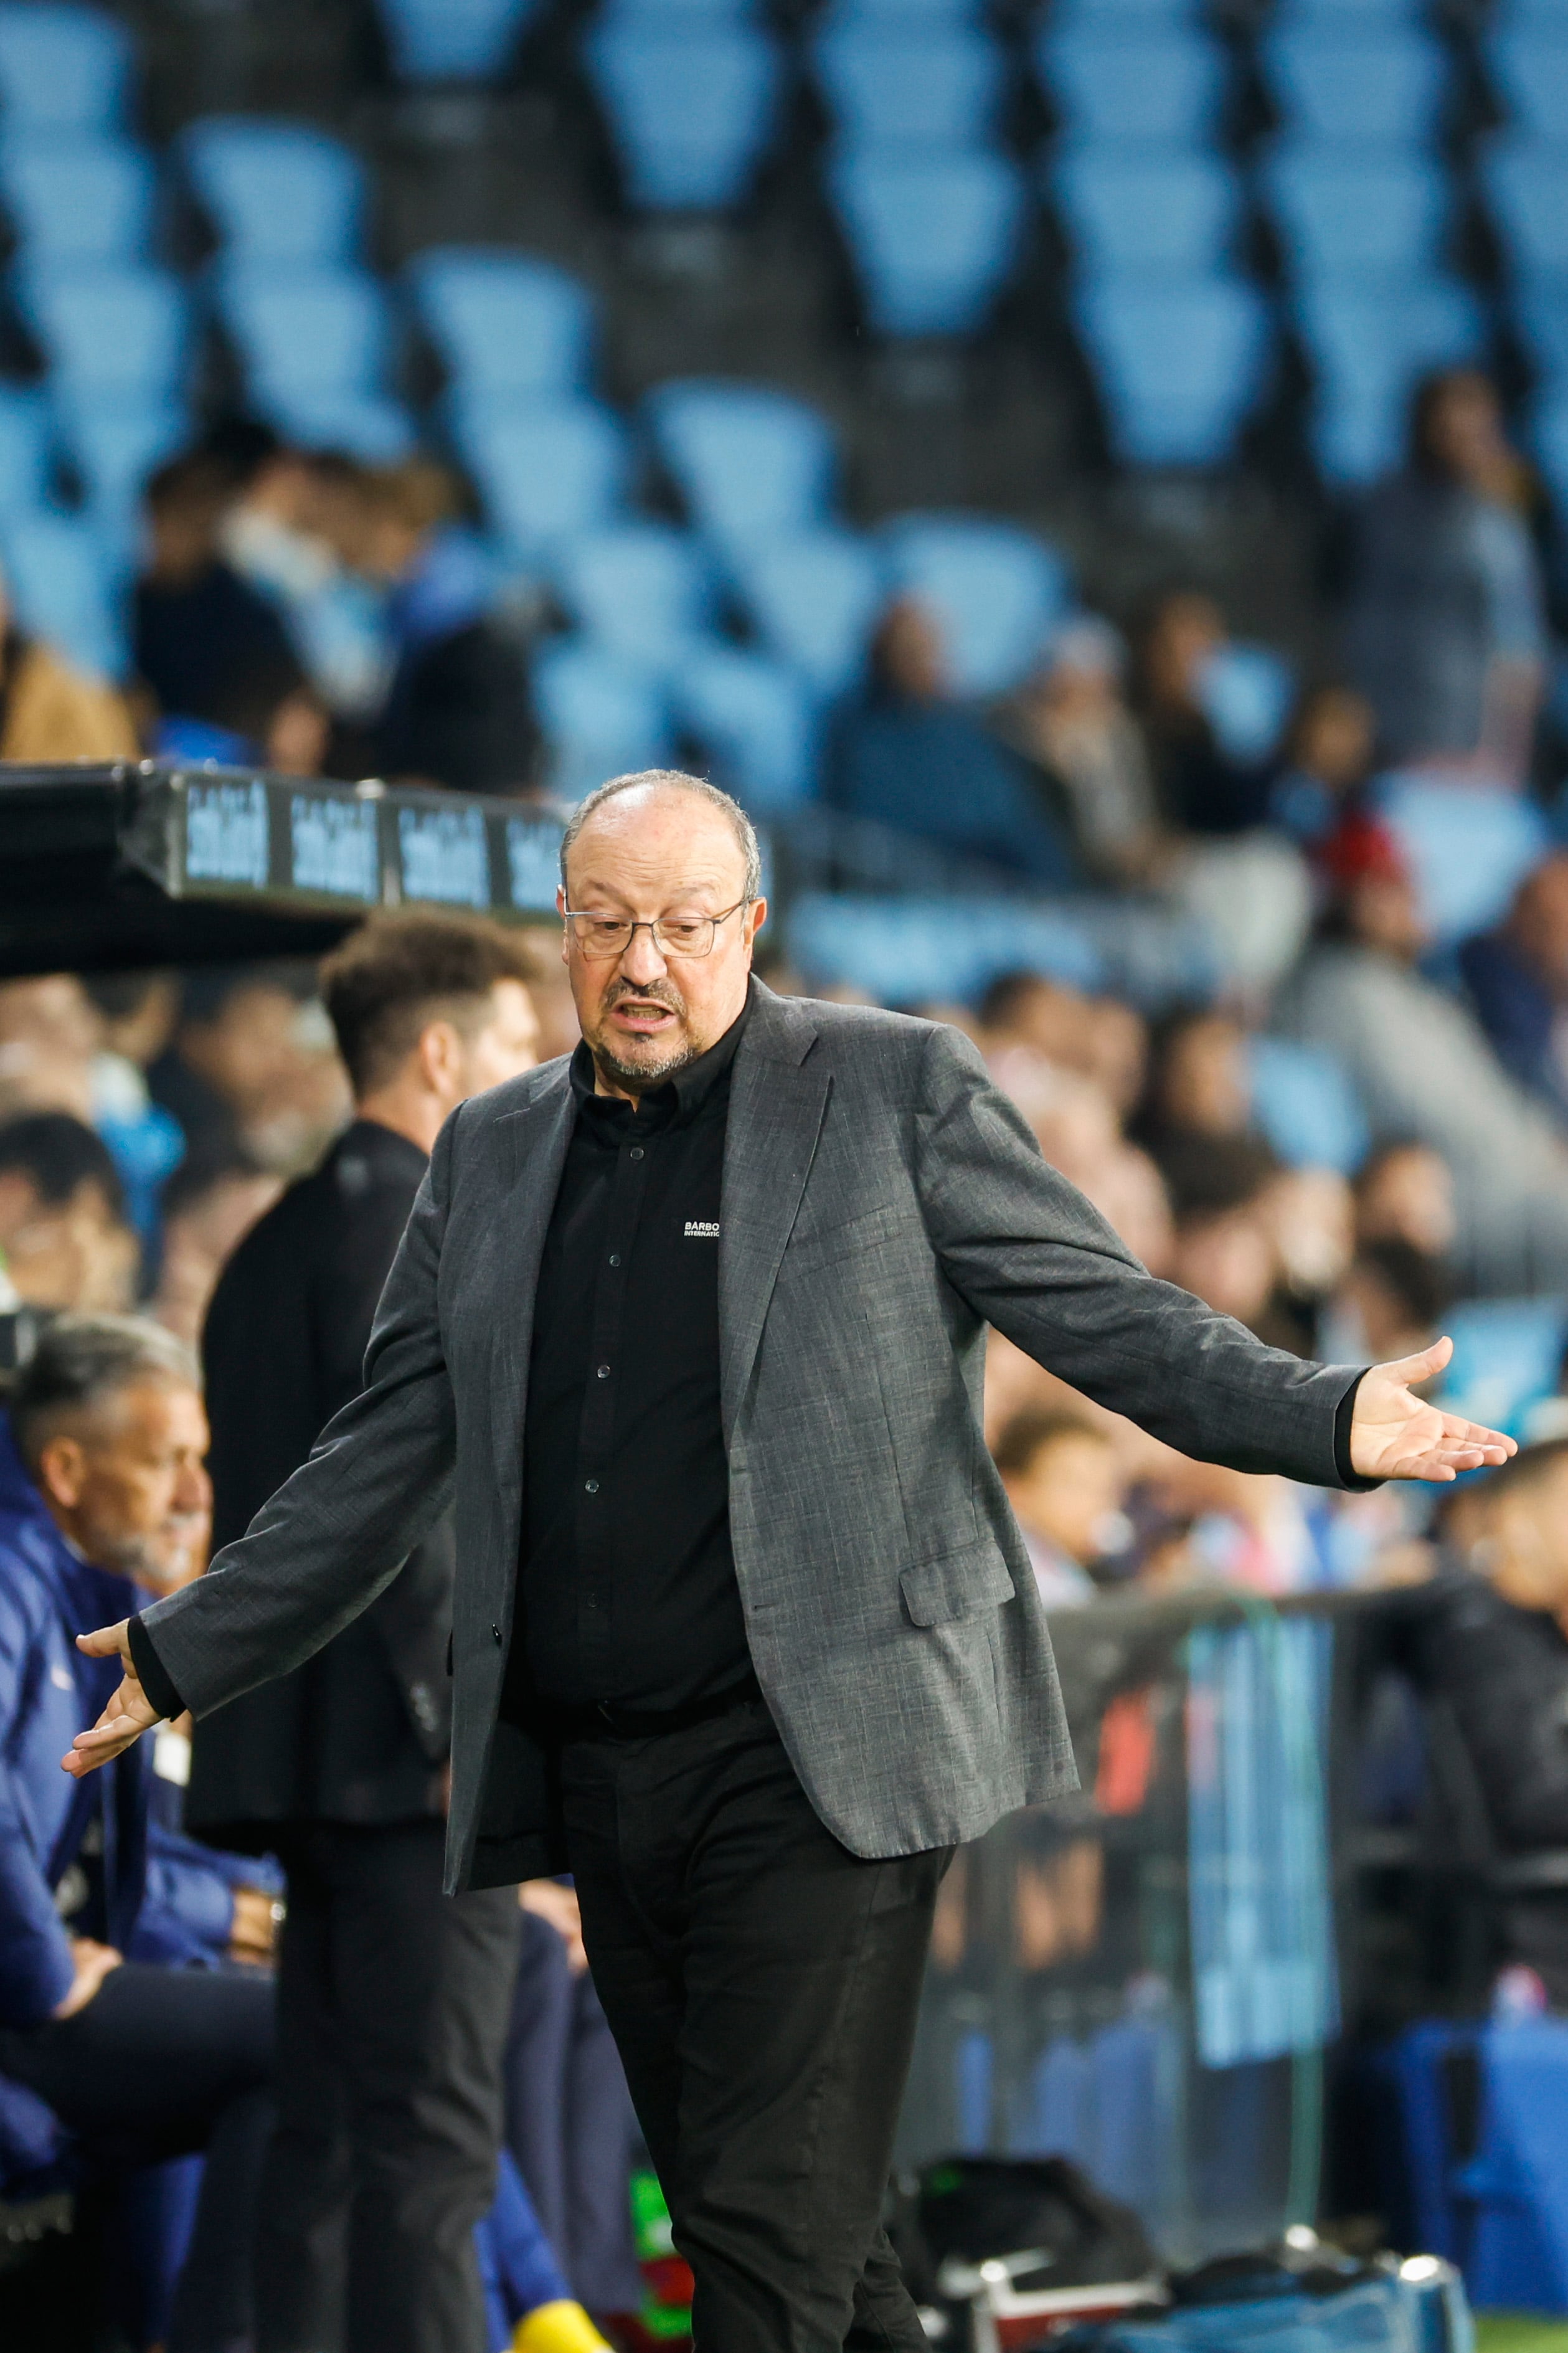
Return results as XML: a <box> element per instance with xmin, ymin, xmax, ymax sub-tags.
<box><xmin>562</xmin><ymin>898</ymin><xmax>753</xmax><ymax>961</ymax></box>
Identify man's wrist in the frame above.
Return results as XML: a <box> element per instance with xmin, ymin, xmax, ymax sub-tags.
<box><xmin>127</xmin><ymin>1615</ymin><xmax>185</xmax><ymax>1721</ymax></box>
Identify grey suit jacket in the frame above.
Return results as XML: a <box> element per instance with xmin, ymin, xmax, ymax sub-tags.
<box><xmin>141</xmin><ymin>984</ymin><xmax>1363</xmax><ymax>1888</ymax></box>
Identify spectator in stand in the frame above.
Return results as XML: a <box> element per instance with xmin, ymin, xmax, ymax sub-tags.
<box><xmin>991</xmin><ymin>1408</ymin><xmax>1122</xmax><ymax>1607</ymax></box>
<box><xmin>1353</xmin><ymin>1138</ymin><xmax>1457</xmax><ymax>1263</ymax></box>
<box><xmin>186</xmin><ymin>914</ymin><xmax>543</xmax><ymax>2353</ymax></box>
<box><xmin>1275</xmin><ymin>815</ymin><xmax>1568</xmax><ymax>1290</ymax></box>
<box><xmin>133</xmin><ymin>452</ymin><xmax>316</xmax><ymax>754</ymax></box>
<box><xmin>1268</xmin><ymin>684</ymin><xmax>1378</xmax><ymax>858</ymax></box>
<box><xmin>318</xmin><ymin>457</ymin><xmax>539</xmax><ymax>795</ymax></box>
<box><xmin>994</xmin><ymin>617</ymin><xmax>1163</xmax><ymax>885</ymax></box>
<box><xmin>823</xmin><ymin>596</ymin><xmax>1079</xmax><ymax>885</ymax></box>
<box><xmin>1160</xmin><ymin>1134</ymin><xmax>1286</xmax><ymax>1342</ymax></box>
<box><xmin>1460</xmin><ymin>851</ymin><xmax>1568</xmax><ymax>1125</ymax></box>
<box><xmin>1133</xmin><ymin>1005</ymin><xmax>1252</xmax><ymax>1167</ymax></box>
<box><xmin>1346</xmin><ymin>368</ymin><xmax>1546</xmax><ymax>781</ymax></box>
<box><xmin>148</xmin><ymin>1150</ymin><xmax>282</xmax><ymax>1348</ymax></box>
<box><xmin>0</xmin><ymin>567</ymin><xmax>137</xmax><ymax>764</ymax></box>
<box><xmin>1134</xmin><ymin>589</ymin><xmax>1267</xmax><ymax>836</ymax></box>
<box><xmin>0</xmin><ymin>1317</ymin><xmax>275</xmax><ymax>2349</ymax></box>
<box><xmin>148</xmin><ymin>964</ymin><xmax>351</xmax><ymax>1174</ymax></box>
<box><xmin>1410</xmin><ymin>1439</ymin><xmax>1568</xmax><ymax>2004</ymax></box>
<box><xmin>0</xmin><ymin>973</ymin><xmax>101</xmax><ymax>1124</ymax></box>
<box><xmin>1326</xmin><ymin>1238</ymin><xmax>1450</xmax><ymax>1370</ymax></box>
<box><xmin>0</xmin><ymin>1115</ymin><xmax>136</xmax><ymax>1313</ymax></box>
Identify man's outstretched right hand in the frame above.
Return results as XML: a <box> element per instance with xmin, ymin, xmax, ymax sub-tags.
<box><xmin>61</xmin><ymin>1621</ymin><xmax>160</xmax><ymax>1778</ymax></box>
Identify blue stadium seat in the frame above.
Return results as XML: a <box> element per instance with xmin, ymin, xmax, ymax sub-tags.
<box><xmin>0</xmin><ymin>387</ymin><xmax>52</xmax><ymax>512</ymax></box>
<box><xmin>586</xmin><ymin>22</ymin><xmax>783</xmax><ymax>211</ymax></box>
<box><xmin>727</xmin><ymin>528</ymin><xmax>887</xmax><ymax>696</ymax></box>
<box><xmin>1485</xmin><ymin>143</ymin><xmax>1568</xmax><ymax>279</ymax></box>
<box><xmin>455</xmin><ymin>399</ymin><xmax>628</xmax><ymax>558</ymax></box>
<box><xmin>532</xmin><ymin>636</ymin><xmax>673</xmax><ymax>803</ymax></box>
<box><xmin>1514</xmin><ymin>282</ymin><xmax>1568</xmax><ymax>391</ymax></box>
<box><xmin>1265</xmin><ymin>150</ymin><xmax>1448</xmax><ymax>284</ymax></box>
<box><xmin>216</xmin><ymin>265</ymin><xmax>391</xmax><ymax>415</ymax></box>
<box><xmin>1377</xmin><ymin>772</ymin><xmax>1549</xmax><ymax>949</ymax></box>
<box><xmin>881</xmin><ymin>513</ymin><xmax>1068</xmax><ymax>697</ymax></box>
<box><xmin>0</xmin><ymin>5</ymin><xmax>130</xmax><ymax>133</ymax></box>
<box><xmin>644</xmin><ymin>381</ymin><xmax>836</xmax><ymax>556</ymax></box>
<box><xmin>1297</xmin><ymin>280</ymin><xmax>1483</xmax><ymax>481</ymax></box>
<box><xmin>1531</xmin><ymin>392</ymin><xmax>1568</xmax><ymax>506</ymax></box>
<box><xmin>673</xmin><ymin>644</ymin><xmax>816</xmax><ymax>813</ymax></box>
<box><xmin>409</xmin><ymin>249</ymin><xmax>594</xmax><ymax>402</ymax></box>
<box><xmin>1437</xmin><ymin>1298</ymin><xmax>1568</xmax><ymax>1437</ymax></box>
<box><xmin>1247</xmin><ymin>1038</ymin><xmax>1369</xmax><ymax>1175</ymax></box>
<box><xmin>377</xmin><ymin>0</ymin><xmax>541</xmax><ymax>82</ymax></box>
<box><xmin>1490</xmin><ymin>30</ymin><xmax>1568</xmax><ymax>148</ymax></box>
<box><xmin>60</xmin><ymin>402</ymin><xmax>188</xmax><ymax>539</ymax></box>
<box><xmin>181</xmin><ymin>120</ymin><xmax>364</xmax><ymax>268</ymax></box>
<box><xmin>786</xmin><ymin>893</ymin><xmax>1106</xmax><ymax>1005</ymax></box>
<box><xmin>259</xmin><ymin>392</ymin><xmax>415</xmax><ymax>460</ymax></box>
<box><xmin>1275</xmin><ymin>0</ymin><xmax>1427</xmax><ymax>19</ymax></box>
<box><xmin>0</xmin><ymin>138</ymin><xmax>152</xmax><ymax>267</ymax></box>
<box><xmin>552</xmin><ymin>524</ymin><xmax>714</xmax><ymax>671</ymax></box>
<box><xmin>815</xmin><ymin>25</ymin><xmax>1004</xmax><ymax>150</ymax></box>
<box><xmin>1198</xmin><ymin>642</ymin><xmax>1295</xmax><ymax>762</ymax></box>
<box><xmin>1262</xmin><ymin>29</ymin><xmax>1448</xmax><ymax>149</ymax></box>
<box><xmin>1053</xmin><ymin>152</ymin><xmax>1239</xmax><ymax>277</ymax></box>
<box><xmin>1038</xmin><ymin>27</ymin><xmax>1227</xmax><ymax>148</ymax></box>
<box><xmin>829</xmin><ymin>149</ymin><xmax>1025</xmax><ymax>336</ymax></box>
<box><xmin>822</xmin><ymin>0</ymin><xmax>982</xmax><ymax>21</ymax></box>
<box><xmin>17</xmin><ymin>266</ymin><xmax>189</xmax><ymax>404</ymax></box>
<box><xmin>1074</xmin><ymin>275</ymin><xmax>1272</xmax><ymax>467</ymax></box>
<box><xmin>1</xmin><ymin>509</ymin><xmax>126</xmax><ymax>675</ymax></box>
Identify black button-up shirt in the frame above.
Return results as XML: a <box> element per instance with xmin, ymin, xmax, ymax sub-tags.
<box><xmin>510</xmin><ymin>996</ymin><xmax>753</xmax><ymax>1713</ymax></box>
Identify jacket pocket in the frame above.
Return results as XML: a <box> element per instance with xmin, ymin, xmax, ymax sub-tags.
<box><xmin>899</xmin><ymin>1544</ymin><xmax>1015</xmax><ymax>1629</ymax></box>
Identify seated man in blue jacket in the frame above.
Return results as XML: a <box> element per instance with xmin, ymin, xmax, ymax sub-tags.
<box><xmin>0</xmin><ymin>1313</ymin><xmax>275</xmax><ymax>2349</ymax></box>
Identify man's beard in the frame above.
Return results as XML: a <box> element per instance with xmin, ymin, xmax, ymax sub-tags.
<box><xmin>590</xmin><ymin>982</ymin><xmax>696</xmax><ymax>1094</ymax></box>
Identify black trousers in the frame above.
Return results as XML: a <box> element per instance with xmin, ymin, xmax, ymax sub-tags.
<box><xmin>560</xmin><ymin>1697</ymin><xmax>950</xmax><ymax>2353</ymax></box>
<box><xmin>256</xmin><ymin>1819</ymin><xmax>519</xmax><ymax>2353</ymax></box>
<box><xmin>0</xmin><ymin>1959</ymin><xmax>276</xmax><ymax>2352</ymax></box>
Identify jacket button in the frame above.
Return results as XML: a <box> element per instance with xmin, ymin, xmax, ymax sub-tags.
<box><xmin>491</xmin><ymin>1624</ymin><xmax>503</xmax><ymax>1644</ymax></box>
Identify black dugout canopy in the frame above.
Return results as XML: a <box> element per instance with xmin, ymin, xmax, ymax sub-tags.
<box><xmin>0</xmin><ymin>762</ymin><xmax>567</xmax><ymax>978</ymax></box>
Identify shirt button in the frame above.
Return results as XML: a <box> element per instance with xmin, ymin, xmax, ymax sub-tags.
<box><xmin>491</xmin><ymin>1624</ymin><xmax>502</xmax><ymax>1644</ymax></box>
<box><xmin>585</xmin><ymin>1478</ymin><xmax>599</xmax><ymax>1494</ymax></box>
<box><xmin>597</xmin><ymin>1363</ymin><xmax>610</xmax><ymax>1378</ymax></box>
<box><xmin>628</xmin><ymin>1146</ymin><xmax>645</xmax><ymax>1161</ymax></box>
<box><xmin>608</xmin><ymin>1253</ymin><xmax>621</xmax><ymax>1267</ymax></box>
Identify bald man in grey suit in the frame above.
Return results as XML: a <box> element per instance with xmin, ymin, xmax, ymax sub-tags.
<box><xmin>72</xmin><ymin>771</ymin><xmax>1512</xmax><ymax>2353</ymax></box>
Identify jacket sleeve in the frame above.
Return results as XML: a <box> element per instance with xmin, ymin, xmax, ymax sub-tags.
<box><xmin>137</xmin><ymin>1110</ymin><xmax>462</xmax><ymax>1722</ymax></box>
<box><xmin>0</xmin><ymin>1586</ymin><xmax>76</xmax><ymax>2025</ymax></box>
<box><xmin>913</xmin><ymin>1024</ymin><xmax>1363</xmax><ymax>1488</ymax></box>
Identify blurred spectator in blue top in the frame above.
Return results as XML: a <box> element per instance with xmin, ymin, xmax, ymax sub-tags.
<box><xmin>994</xmin><ymin>617</ymin><xmax>1164</xmax><ymax>885</ymax></box>
<box><xmin>1133</xmin><ymin>590</ymin><xmax>1270</xmax><ymax>836</ymax></box>
<box><xmin>133</xmin><ymin>452</ymin><xmax>316</xmax><ymax>750</ymax></box>
<box><xmin>823</xmin><ymin>596</ymin><xmax>1079</xmax><ymax>886</ymax></box>
<box><xmin>1346</xmin><ymin>369</ymin><xmax>1547</xmax><ymax>782</ymax></box>
<box><xmin>1268</xmin><ymin>683</ymin><xmax>1377</xmax><ymax>855</ymax></box>
<box><xmin>319</xmin><ymin>458</ymin><xmax>540</xmax><ymax>796</ymax></box>
<box><xmin>1460</xmin><ymin>851</ymin><xmax>1568</xmax><ymax>1126</ymax></box>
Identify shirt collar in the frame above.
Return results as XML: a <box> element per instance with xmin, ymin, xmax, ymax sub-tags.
<box><xmin>569</xmin><ymin>982</ymin><xmax>753</xmax><ymax>1127</ymax></box>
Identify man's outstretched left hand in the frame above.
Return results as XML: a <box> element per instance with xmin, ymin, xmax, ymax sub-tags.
<box><xmin>1349</xmin><ymin>1337</ymin><xmax>1516</xmax><ymax>1482</ymax></box>
<box><xmin>60</xmin><ymin>1621</ymin><xmax>160</xmax><ymax>1778</ymax></box>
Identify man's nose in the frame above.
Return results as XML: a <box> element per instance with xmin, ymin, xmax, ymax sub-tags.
<box><xmin>619</xmin><ymin>924</ymin><xmax>669</xmax><ymax>986</ymax></box>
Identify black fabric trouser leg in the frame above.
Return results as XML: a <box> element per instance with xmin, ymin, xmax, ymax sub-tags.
<box><xmin>559</xmin><ymin>1698</ymin><xmax>950</xmax><ymax>2353</ymax></box>
<box><xmin>255</xmin><ymin>1819</ymin><xmax>520</xmax><ymax>2353</ymax></box>
<box><xmin>0</xmin><ymin>1959</ymin><xmax>277</xmax><ymax>2351</ymax></box>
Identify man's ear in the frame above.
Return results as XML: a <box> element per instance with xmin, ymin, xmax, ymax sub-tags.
<box><xmin>415</xmin><ymin>1017</ymin><xmax>465</xmax><ymax>1101</ymax></box>
<box><xmin>34</xmin><ymin>1434</ymin><xmax>86</xmax><ymax>1513</ymax></box>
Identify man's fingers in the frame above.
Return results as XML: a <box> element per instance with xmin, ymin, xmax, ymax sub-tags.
<box><xmin>1439</xmin><ymin>1415</ymin><xmax>1516</xmax><ymax>1459</ymax></box>
<box><xmin>1382</xmin><ymin>1333</ymin><xmax>1455</xmax><ymax>1385</ymax></box>
<box><xmin>75</xmin><ymin>1624</ymin><xmax>131</xmax><ymax>1659</ymax></box>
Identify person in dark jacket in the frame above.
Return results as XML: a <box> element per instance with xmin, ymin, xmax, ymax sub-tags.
<box><xmin>1413</xmin><ymin>1438</ymin><xmax>1568</xmax><ymax>2004</ymax></box>
<box><xmin>0</xmin><ymin>1316</ymin><xmax>275</xmax><ymax>2349</ymax></box>
<box><xmin>192</xmin><ymin>911</ymin><xmax>540</xmax><ymax>2353</ymax></box>
<box><xmin>1460</xmin><ymin>851</ymin><xmax>1568</xmax><ymax>1127</ymax></box>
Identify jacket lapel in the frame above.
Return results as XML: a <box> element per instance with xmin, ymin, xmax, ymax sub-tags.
<box><xmin>719</xmin><ymin>991</ymin><xmax>829</xmax><ymax>1443</ymax></box>
<box><xmin>488</xmin><ymin>1064</ymin><xmax>575</xmax><ymax>1498</ymax></box>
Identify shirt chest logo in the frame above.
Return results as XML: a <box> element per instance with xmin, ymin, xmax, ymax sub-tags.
<box><xmin>684</xmin><ymin>1221</ymin><xmax>721</xmax><ymax>1240</ymax></box>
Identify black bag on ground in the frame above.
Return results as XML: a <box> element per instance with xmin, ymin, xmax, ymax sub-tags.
<box><xmin>890</xmin><ymin>2154</ymin><xmax>1159</xmax><ymax>2306</ymax></box>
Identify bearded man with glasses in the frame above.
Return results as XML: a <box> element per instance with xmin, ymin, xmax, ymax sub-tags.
<box><xmin>68</xmin><ymin>768</ymin><xmax>1513</xmax><ymax>2353</ymax></box>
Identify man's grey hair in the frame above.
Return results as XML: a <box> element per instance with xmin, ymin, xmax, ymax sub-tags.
<box><xmin>559</xmin><ymin>770</ymin><xmax>762</xmax><ymax>904</ymax></box>
<box><xmin>10</xmin><ymin>1315</ymin><xmax>199</xmax><ymax>1468</ymax></box>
